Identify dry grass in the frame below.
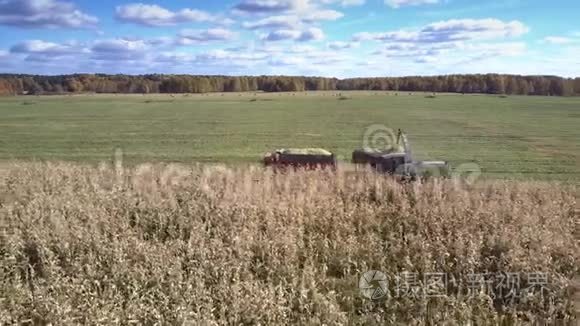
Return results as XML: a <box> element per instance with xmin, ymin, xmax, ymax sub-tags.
<box><xmin>0</xmin><ymin>162</ymin><xmax>578</xmax><ymax>325</ymax></box>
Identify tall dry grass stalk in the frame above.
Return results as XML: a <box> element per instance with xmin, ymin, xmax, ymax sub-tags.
<box><xmin>0</xmin><ymin>162</ymin><xmax>578</xmax><ymax>325</ymax></box>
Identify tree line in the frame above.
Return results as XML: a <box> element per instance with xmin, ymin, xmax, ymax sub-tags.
<box><xmin>0</xmin><ymin>74</ymin><xmax>579</xmax><ymax>96</ymax></box>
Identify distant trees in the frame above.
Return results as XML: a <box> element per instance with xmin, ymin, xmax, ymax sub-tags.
<box><xmin>335</xmin><ymin>74</ymin><xmax>577</xmax><ymax>96</ymax></box>
<box><xmin>574</xmin><ymin>78</ymin><xmax>580</xmax><ymax>95</ymax></box>
<box><xmin>0</xmin><ymin>73</ymin><xmax>577</xmax><ymax>96</ymax></box>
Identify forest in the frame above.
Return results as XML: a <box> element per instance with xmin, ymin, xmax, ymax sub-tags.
<box><xmin>0</xmin><ymin>73</ymin><xmax>579</xmax><ymax>96</ymax></box>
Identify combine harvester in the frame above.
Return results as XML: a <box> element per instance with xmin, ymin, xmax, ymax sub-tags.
<box><xmin>352</xmin><ymin>129</ymin><xmax>450</xmax><ymax>180</ymax></box>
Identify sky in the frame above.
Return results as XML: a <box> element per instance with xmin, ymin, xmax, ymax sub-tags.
<box><xmin>0</xmin><ymin>0</ymin><xmax>579</xmax><ymax>77</ymax></box>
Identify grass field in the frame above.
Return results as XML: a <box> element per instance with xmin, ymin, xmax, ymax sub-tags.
<box><xmin>0</xmin><ymin>91</ymin><xmax>579</xmax><ymax>181</ymax></box>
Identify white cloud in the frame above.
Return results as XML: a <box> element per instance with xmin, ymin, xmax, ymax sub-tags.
<box><xmin>319</xmin><ymin>0</ymin><xmax>365</xmax><ymax>6</ymax></box>
<box><xmin>241</xmin><ymin>9</ymin><xmax>342</xmax><ymax>29</ymax></box>
<box><xmin>354</xmin><ymin>19</ymin><xmax>529</xmax><ymax>43</ymax></box>
<box><xmin>90</xmin><ymin>39</ymin><xmax>151</xmax><ymax>61</ymax></box>
<box><xmin>0</xmin><ymin>0</ymin><xmax>98</xmax><ymax>28</ymax></box>
<box><xmin>269</xmin><ymin>57</ymin><xmax>305</xmax><ymax>66</ymax></box>
<box><xmin>301</xmin><ymin>9</ymin><xmax>343</xmax><ymax>22</ymax></box>
<box><xmin>196</xmin><ymin>49</ymin><xmax>268</xmax><ymax>62</ymax></box>
<box><xmin>459</xmin><ymin>42</ymin><xmax>527</xmax><ymax>57</ymax></box>
<box><xmin>154</xmin><ymin>52</ymin><xmax>194</xmax><ymax>63</ymax></box>
<box><xmin>372</xmin><ymin>41</ymin><xmax>527</xmax><ymax>68</ymax></box>
<box><xmin>254</xmin><ymin>44</ymin><xmax>319</xmax><ymax>54</ymax></box>
<box><xmin>385</xmin><ymin>0</ymin><xmax>439</xmax><ymax>9</ymax></box>
<box><xmin>235</xmin><ymin>0</ymin><xmax>343</xmax><ymax>27</ymax></box>
<box><xmin>252</xmin><ymin>44</ymin><xmax>349</xmax><ymax>69</ymax></box>
<box><xmin>543</xmin><ymin>36</ymin><xmax>573</xmax><ymax>45</ymax></box>
<box><xmin>425</xmin><ymin>19</ymin><xmax>529</xmax><ymax>40</ymax></box>
<box><xmin>92</xmin><ymin>39</ymin><xmax>148</xmax><ymax>53</ymax></box>
<box><xmin>242</xmin><ymin>15</ymin><xmax>299</xmax><ymax>29</ymax></box>
<box><xmin>115</xmin><ymin>3</ymin><xmax>214</xmax><ymax>26</ymax></box>
<box><xmin>264</xmin><ymin>46</ymin><xmax>347</xmax><ymax>70</ymax></box>
<box><xmin>298</xmin><ymin>27</ymin><xmax>325</xmax><ymax>41</ymax></box>
<box><xmin>8</xmin><ymin>38</ymin><xmax>160</xmax><ymax>64</ymax></box>
<box><xmin>154</xmin><ymin>48</ymin><xmax>273</xmax><ymax>74</ymax></box>
<box><xmin>146</xmin><ymin>37</ymin><xmax>174</xmax><ymax>47</ymax></box>
<box><xmin>261</xmin><ymin>29</ymin><xmax>302</xmax><ymax>41</ymax></box>
<box><xmin>9</xmin><ymin>30</ymin><xmax>240</xmax><ymax>67</ymax></box>
<box><xmin>363</xmin><ymin>19</ymin><xmax>529</xmax><ymax>68</ymax></box>
<box><xmin>177</xmin><ymin>28</ymin><xmax>236</xmax><ymax>44</ymax></box>
<box><xmin>327</xmin><ymin>41</ymin><xmax>359</xmax><ymax>50</ymax></box>
<box><xmin>10</xmin><ymin>40</ymin><xmax>86</xmax><ymax>56</ymax></box>
<box><xmin>261</xmin><ymin>27</ymin><xmax>325</xmax><ymax>42</ymax></box>
<box><xmin>234</xmin><ymin>0</ymin><xmax>310</xmax><ymax>13</ymax></box>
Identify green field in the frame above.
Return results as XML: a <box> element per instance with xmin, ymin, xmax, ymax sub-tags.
<box><xmin>0</xmin><ymin>91</ymin><xmax>578</xmax><ymax>181</ymax></box>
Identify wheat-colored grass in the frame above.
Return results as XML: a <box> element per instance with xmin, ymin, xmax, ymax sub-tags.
<box><xmin>0</xmin><ymin>162</ymin><xmax>578</xmax><ymax>325</ymax></box>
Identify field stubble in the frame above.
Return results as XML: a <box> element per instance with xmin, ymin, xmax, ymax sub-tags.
<box><xmin>0</xmin><ymin>162</ymin><xmax>578</xmax><ymax>325</ymax></box>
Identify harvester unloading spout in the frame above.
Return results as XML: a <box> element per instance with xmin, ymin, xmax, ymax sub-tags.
<box><xmin>396</xmin><ymin>129</ymin><xmax>413</xmax><ymax>164</ymax></box>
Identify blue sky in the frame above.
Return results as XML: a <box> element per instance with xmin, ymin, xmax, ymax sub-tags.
<box><xmin>0</xmin><ymin>0</ymin><xmax>579</xmax><ymax>77</ymax></box>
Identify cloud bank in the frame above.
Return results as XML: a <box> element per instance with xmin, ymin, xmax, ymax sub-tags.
<box><xmin>0</xmin><ymin>0</ymin><xmax>98</xmax><ymax>28</ymax></box>
<box><xmin>115</xmin><ymin>3</ymin><xmax>215</xmax><ymax>26</ymax></box>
